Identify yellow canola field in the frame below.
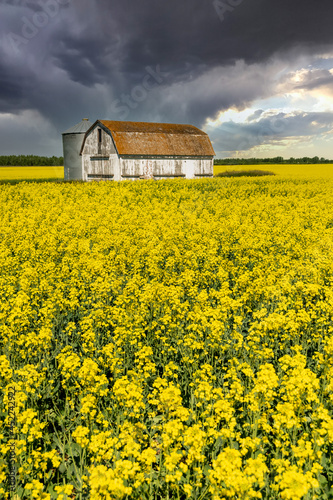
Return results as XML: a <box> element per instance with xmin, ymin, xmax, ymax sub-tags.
<box><xmin>0</xmin><ymin>166</ymin><xmax>64</xmax><ymax>180</ymax></box>
<box><xmin>214</xmin><ymin>163</ymin><xmax>333</xmax><ymax>179</ymax></box>
<box><xmin>0</xmin><ymin>163</ymin><xmax>332</xmax><ymax>181</ymax></box>
<box><xmin>1</xmin><ymin>176</ymin><xmax>333</xmax><ymax>499</ymax></box>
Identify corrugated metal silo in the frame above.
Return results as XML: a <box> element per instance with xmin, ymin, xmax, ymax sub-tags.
<box><xmin>62</xmin><ymin>119</ymin><xmax>93</xmax><ymax>180</ymax></box>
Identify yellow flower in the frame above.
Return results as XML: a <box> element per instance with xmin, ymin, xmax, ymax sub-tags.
<box><xmin>54</xmin><ymin>484</ymin><xmax>74</xmax><ymax>498</ymax></box>
<box><xmin>25</xmin><ymin>479</ymin><xmax>50</xmax><ymax>499</ymax></box>
<box><xmin>272</xmin><ymin>463</ymin><xmax>319</xmax><ymax>499</ymax></box>
<box><xmin>72</xmin><ymin>425</ymin><xmax>90</xmax><ymax>448</ymax></box>
<box><xmin>209</xmin><ymin>448</ymin><xmax>267</xmax><ymax>498</ymax></box>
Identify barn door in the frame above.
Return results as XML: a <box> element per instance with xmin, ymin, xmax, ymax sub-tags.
<box><xmin>185</xmin><ymin>160</ymin><xmax>196</xmax><ymax>179</ymax></box>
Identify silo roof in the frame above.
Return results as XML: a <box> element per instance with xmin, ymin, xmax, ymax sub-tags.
<box><xmin>81</xmin><ymin>120</ymin><xmax>215</xmax><ymax>157</ymax></box>
<box><xmin>63</xmin><ymin>119</ymin><xmax>93</xmax><ymax>135</ymax></box>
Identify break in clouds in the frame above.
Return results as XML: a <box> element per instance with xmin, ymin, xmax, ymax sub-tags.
<box><xmin>1</xmin><ymin>0</ymin><xmax>333</xmax><ymax>156</ymax></box>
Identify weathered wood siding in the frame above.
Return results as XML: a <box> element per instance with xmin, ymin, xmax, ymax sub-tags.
<box><xmin>82</xmin><ymin>125</ymin><xmax>120</xmax><ymax>181</ymax></box>
<box><xmin>120</xmin><ymin>157</ymin><xmax>213</xmax><ymax>179</ymax></box>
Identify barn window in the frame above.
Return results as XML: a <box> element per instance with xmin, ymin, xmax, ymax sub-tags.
<box><xmin>87</xmin><ymin>174</ymin><xmax>113</xmax><ymax>179</ymax></box>
<box><xmin>98</xmin><ymin>129</ymin><xmax>102</xmax><ymax>154</ymax></box>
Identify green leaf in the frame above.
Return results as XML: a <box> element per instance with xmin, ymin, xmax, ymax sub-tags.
<box><xmin>59</xmin><ymin>461</ymin><xmax>67</xmax><ymax>473</ymax></box>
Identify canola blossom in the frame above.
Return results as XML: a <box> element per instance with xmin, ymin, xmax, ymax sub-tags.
<box><xmin>1</xmin><ymin>173</ymin><xmax>333</xmax><ymax>499</ymax></box>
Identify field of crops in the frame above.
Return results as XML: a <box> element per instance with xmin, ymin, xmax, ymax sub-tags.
<box><xmin>214</xmin><ymin>164</ymin><xmax>333</xmax><ymax>179</ymax></box>
<box><xmin>0</xmin><ymin>164</ymin><xmax>331</xmax><ymax>182</ymax></box>
<box><xmin>0</xmin><ymin>166</ymin><xmax>63</xmax><ymax>181</ymax></box>
<box><xmin>1</xmin><ymin>171</ymin><xmax>333</xmax><ymax>499</ymax></box>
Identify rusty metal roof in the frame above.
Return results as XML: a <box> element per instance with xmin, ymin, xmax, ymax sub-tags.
<box><xmin>88</xmin><ymin>120</ymin><xmax>215</xmax><ymax>157</ymax></box>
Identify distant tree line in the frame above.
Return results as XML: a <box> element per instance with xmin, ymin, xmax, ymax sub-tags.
<box><xmin>0</xmin><ymin>155</ymin><xmax>64</xmax><ymax>166</ymax></box>
<box><xmin>214</xmin><ymin>156</ymin><xmax>333</xmax><ymax>165</ymax></box>
<box><xmin>1</xmin><ymin>154</ymin><xmax>331</xmax><ymax>167</ymax></box>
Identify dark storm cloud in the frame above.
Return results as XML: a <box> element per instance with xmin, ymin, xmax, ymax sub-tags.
<box><xmin>208</xmin><ymin>111</ymin><xmax>333</xmax><ymax>154</ymax></box>
<box><xmin>28</xmin><ymin>0</ymin><xmax>333</xmax><ymax>105</ymax></box>
<box><xmin>294</xmin><ymin>69</ymin><xmax>333</xmax><ymax>91</ymax></box>
<box><xmin>0</xmin><ymin>67</ymin><xmax>29</xmax><ymax>112</ymax></box>
<box><xmin>102</xmin><ymin>0</ymin><xmax>332</xmax><ymax>66</ymax></box>
<box><xmin>138</xmin><ymin>62</ymin><xmax>276</xmax><ymax>126</ymax></box>
<box><xmin>1</xmin><ymin>0</ymin><xmax>333</xmax><ymax>154</ymax></box>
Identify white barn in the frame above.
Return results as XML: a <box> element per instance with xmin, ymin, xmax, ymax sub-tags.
<box><xmin>79</xmin><ymin>120</ymin><xmax>215</xmax><ymax>181</ymax></box>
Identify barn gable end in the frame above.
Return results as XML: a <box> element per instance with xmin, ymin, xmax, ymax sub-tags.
<box><xmin>81</xmin><ymin>122</ymin><xmax>121</xmax><ymax>181</ymax></box>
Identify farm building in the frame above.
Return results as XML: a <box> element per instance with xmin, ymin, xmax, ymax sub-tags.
<box><xmin>62</xmin><ymin>118</ymin><xmax>93</xmax><ymax>180</ymax></box>
<box><xmin>63</xmin><ymin>119</ymin><xmax>215</xmax><ymax>181</ymax></box>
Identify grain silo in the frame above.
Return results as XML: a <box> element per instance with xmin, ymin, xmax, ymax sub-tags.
<box><xmin>62</xmin><ymin>119</ymin><xmax>93</xmax><ymax>180</ymax></box>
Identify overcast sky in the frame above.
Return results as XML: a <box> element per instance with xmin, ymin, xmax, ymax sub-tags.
<box><xmin>1</xmin><ymin>0</ymin><xmax>333</xmax><ymax>158</ymax></box>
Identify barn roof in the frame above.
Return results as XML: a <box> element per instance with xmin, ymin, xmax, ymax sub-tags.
<box><xmin>82</xmin><ymin>120</ymin><xmax>215</xmax><ymax>157</ymax></box>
